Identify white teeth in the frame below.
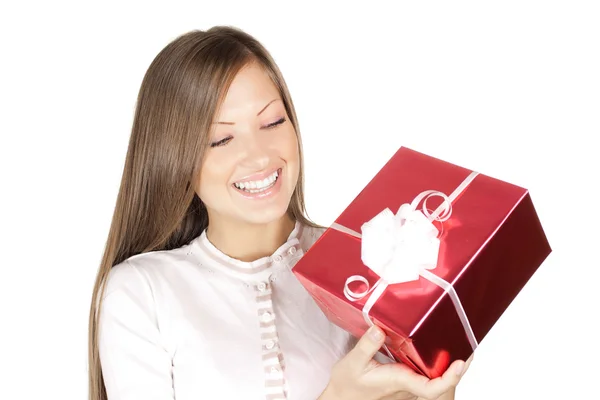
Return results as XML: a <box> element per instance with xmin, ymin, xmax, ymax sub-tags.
<box><xmin>234</xmin><ymin>170</ymin><xmax>279</xmax><ymax>192</ymax></box>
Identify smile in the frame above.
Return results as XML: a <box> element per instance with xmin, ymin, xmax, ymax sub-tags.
<box><xmin>233</xmin><ymin>169</ymin><xmax>280</xmax><ymax>193</ymax></box>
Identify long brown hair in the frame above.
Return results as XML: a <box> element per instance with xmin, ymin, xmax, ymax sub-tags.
<box><xmin>88</xmin><ymin>26</ymin><xmax>320</xmax><ymax>400</ymax></box>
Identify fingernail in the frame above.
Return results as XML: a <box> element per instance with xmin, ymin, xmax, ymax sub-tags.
<box><xmin>369</xmin><ymin>326</ymin><xmax>383</xmax><ymax>341</ymax></box>
<box><xmin>454</xmin><ymin>361</ymin><xmax>465</xmax><ymax>376</ymax></box>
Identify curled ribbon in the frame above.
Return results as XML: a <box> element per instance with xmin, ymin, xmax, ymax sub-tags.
<box><xmin>331</xmin><ymin>171</ymin><xmax>480</xmax><ymax>361</ymax></box>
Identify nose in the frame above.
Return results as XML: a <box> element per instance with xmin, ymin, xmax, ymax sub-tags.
<box><xmin>239</xmin><ymin>130</ymin><xmax>271</xmax><ymax>170</ymax></box>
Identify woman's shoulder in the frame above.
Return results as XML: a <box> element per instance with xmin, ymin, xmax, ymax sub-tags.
<box><xmin>103</xmin><ymin>242</ymin><xmax>197</xmax><ymax>301</ymax></box>
<box><xmin>102</xmin><ymin>221</ymin><xmax>328</xmax><ymax>298</ymax></box>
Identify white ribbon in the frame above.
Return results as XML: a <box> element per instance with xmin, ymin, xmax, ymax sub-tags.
<box><xmin>331</xmin><ymin>171</ymin><xmax>480</xmax><ymax>361</ymax></box>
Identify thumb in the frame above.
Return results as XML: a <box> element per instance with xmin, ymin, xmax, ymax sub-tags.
<box><xmin>346</xmin><ymin>326</ymin><xmax>386</xmax><ymax>367</ymax></box>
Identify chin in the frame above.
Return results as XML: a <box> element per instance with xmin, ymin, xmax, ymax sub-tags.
<box><xmin>242</xmin><ymin>205</ymin><xmax>291</xmax><ymax>226</ymax></box>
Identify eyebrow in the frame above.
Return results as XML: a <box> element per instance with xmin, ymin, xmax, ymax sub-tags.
<box><xmin>213</xmin><ymin>99</ymin><xmax>279</xmax><ymax>125</ymax></box>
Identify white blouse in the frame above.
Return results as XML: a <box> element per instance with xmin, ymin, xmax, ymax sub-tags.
<box><xmin>98</xmin><ymin>221</ymin><xmax>358</xmax><ymax>400</ymax></box>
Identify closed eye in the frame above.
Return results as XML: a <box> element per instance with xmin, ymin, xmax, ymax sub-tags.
<box><xmin>210</xmin><ymin>136</ymin><xmax>232</xmax><ymax>148</ymax></box>
<box><xmin>263</xmin><ymin>117</ymin><xmax>286</xmax><ymax>129</ymax></box>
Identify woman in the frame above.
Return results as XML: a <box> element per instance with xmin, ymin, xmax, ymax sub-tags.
<box><xmin>88</xmin><ymin>26</ymin><xmax>471</xmax><ymax>400</ymax></box>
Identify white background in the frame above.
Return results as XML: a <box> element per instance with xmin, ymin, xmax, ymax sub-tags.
<box><xmin>1</xmin><ymin>1</ymin><xmax>598</xmax><ymax>399</ymax></box>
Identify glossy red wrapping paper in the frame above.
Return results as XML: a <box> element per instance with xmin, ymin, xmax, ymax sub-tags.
<box><xmin>293</xmin><ymin>147</ymin><xmax>551</xmax><ymax>378</ymax></box>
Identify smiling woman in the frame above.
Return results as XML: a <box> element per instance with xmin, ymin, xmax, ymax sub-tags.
<box><xmin>88</xmin><ymin>26</ymin><xmax>470</xmax><ymax>400</ymax></box>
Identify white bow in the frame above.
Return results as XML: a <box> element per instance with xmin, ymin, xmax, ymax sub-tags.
<box><xmin>360</xmin><ymin>202</ymin><xmax>442</xmax><ymax>284</ymax></box>
<box><xmin>343</xmin><ymin>189</ymin><xmax>454</xmax><ymax>301</ymax></box>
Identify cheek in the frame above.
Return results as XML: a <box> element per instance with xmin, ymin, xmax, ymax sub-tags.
<box><xmin>281</xmin><ymin>129</ymin><xmax>300</xmax><ymax>161</ymax></box>
<box><xmin>280</xmin><ymin>130</ymin><xmax>300</xmax><ymax>187</ymax></box>
<box><xmin>196</xmin><ymin>158</ymin><xmax>228</xmax><ymax>198</ymax></box>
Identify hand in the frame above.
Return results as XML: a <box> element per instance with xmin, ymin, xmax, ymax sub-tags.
<box><xmin>319</xmin><ymin>326</ymin><xmax>472</xmax><ymax>400</ymax></box>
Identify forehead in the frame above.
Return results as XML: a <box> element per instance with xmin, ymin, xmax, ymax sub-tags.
<box><xmin>218</xmin><ymin>63</ymin><xmax>280</xmax><ymax>115</ymax></box>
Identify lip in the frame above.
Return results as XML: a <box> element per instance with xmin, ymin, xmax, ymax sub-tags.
<box><xmin>232</xmin><ymin>168</ymin><xmax>283</xmax><ymax>200</ymax></box>
<box><xmin>232</xmin><ymin>167</ymin><xmax>281</xmax><ymax>185</ymax></box>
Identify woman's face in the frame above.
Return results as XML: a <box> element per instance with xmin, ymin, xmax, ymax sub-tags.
<box><xmin>195</xmin><ymin>62</ymin><xmax>300</xmax><ymax>228</ymax></box>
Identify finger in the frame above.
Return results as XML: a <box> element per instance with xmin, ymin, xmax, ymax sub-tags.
<box><xmin>456</xmin><ymin>354</ymin><xmax>474</xmax><ymax>377</ymax></box>
<box><xmin>344</xmin><ymin>326</ymin><xmax>386</xmax><ymax>369</ymax></box>
<box><xmin>393</xmin><ymin>360</ymin><xmax>465</xmax><ymax>399</ymax></box>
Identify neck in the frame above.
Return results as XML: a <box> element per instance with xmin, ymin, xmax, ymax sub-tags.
<box><xmin>205</xmin><ymin>213</ymin><xmax>297</xmax><ymax>262</ymax></box>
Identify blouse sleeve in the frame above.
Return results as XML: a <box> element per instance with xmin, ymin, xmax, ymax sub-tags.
<box><xmin>97</xmin><ymin>261</ymin><xmax>175</xmax><ymax>400</ymax></box>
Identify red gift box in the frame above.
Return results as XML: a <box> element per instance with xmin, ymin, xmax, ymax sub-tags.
<box><xmin>293</xmin><ymin>147</ymin><xmax>551</xmax><ymax>379</ymax></box>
